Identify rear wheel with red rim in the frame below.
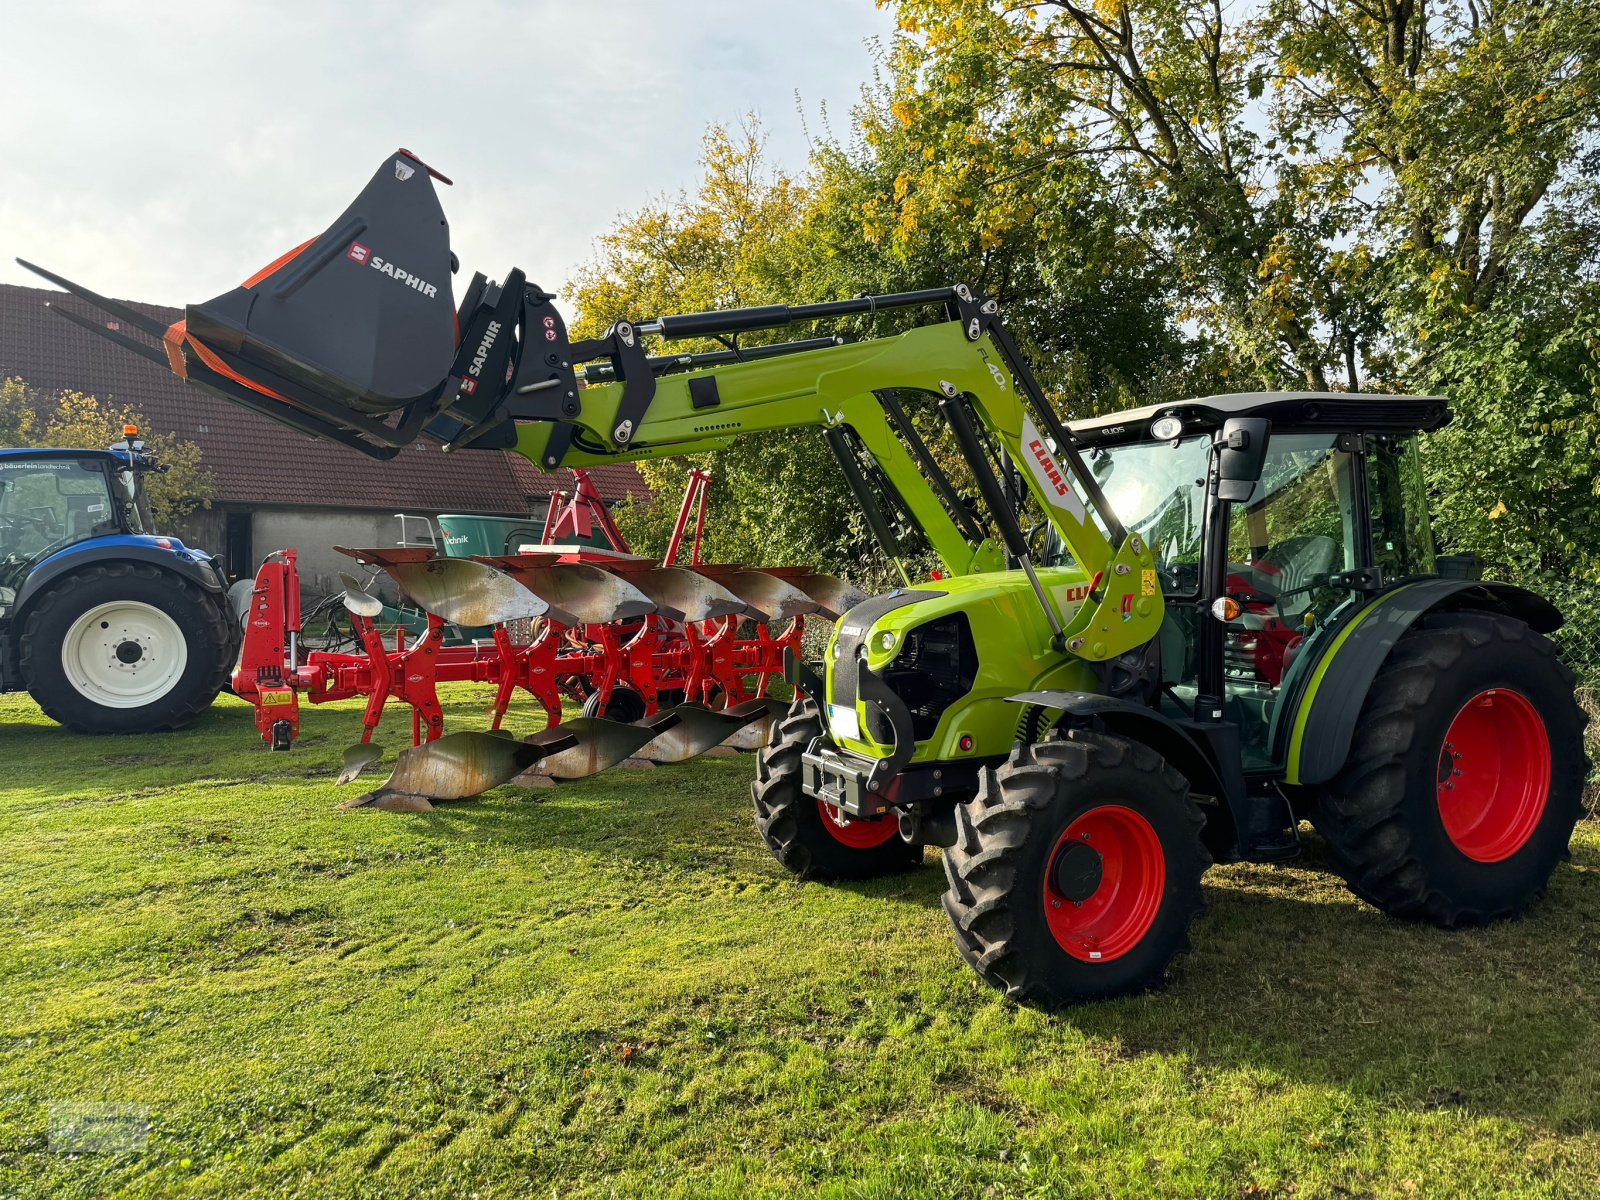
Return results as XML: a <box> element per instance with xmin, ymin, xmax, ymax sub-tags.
<box><xmin>1312</xmin><ymin>612</ymin><xmax>1589</xmax><ymax>927</ymax></box>
<box><xmin>1436</xmin><ymin>688</ymin><xmax>1551</xmax><ymax>863</ymax></box>
<box><xmin>943</xmin><ymin>730</ymin><xmax>1210</xmax><ymax>1009</ymax></box>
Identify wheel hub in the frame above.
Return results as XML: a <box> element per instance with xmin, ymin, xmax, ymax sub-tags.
<box><xmin>1049</xmin><ymin>841</ymin><xmax>1104</xmax><ymax>903</ymax></box>
<box><xmin>114</xmin><ymin>639</ymin><xmax>145</xmax><ymax>665</ymax></box>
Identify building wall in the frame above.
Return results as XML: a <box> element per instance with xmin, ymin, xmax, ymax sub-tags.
<box><xmin>248</xmin><ymin>508</ymin><xmax>425</xmax><ymax>601</ymax></box>
<box><xmin>166</xmin><ymin>507</ymin><xmax>226</xmax><ymax>560</ymax></box>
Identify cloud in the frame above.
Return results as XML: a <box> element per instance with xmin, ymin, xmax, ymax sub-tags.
<box><xmin>0</xmin><ymin>0</ymin><xmax>893</xmax><ymax>306</ymax></box>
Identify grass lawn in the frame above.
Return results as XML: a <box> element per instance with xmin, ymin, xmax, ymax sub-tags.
<box><xmin>1</xmin><ymin>685</ymin><xmax>1597</xmax><ymax>1199</ymax></box>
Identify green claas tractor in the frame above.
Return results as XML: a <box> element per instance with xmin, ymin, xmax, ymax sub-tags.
<box><xmin>25</xmin><ymin>150</ymin><xmax>1589</xmax><ymax>1007</ymax></box>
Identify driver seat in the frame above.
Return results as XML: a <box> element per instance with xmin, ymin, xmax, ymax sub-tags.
<box><xmin>1253</xmin><ymin>535</ymin><xmax>1338</xmax><ymax>619</ymax></box>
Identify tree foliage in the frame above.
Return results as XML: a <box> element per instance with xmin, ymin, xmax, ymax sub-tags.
<box><xmin>568</xmin><ymin>111</ymin><xmax>1197</xmax><ymax>574</ymax></box>
<box><xmin>0</xmin><ymin>376</ymin><xmax>215</xmax><ymax>526</ymax></box>
<box><xmin>569</xmin><ymin>3</ymin><xmax>1600</xmax><ymax>650</ymax></box>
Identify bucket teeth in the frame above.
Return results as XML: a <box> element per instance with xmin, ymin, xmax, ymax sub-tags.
<box><xmin>474</xmin><ymin>558</ymin><xmax>656</xmax><ymax>626</ymax></box>
<box><xmin>343</xmin><ymin>729</ymin><xmax>543</xmax><ymax>809</ymax></box>
<box><xmin>337</xmin><ymin>547</ymin><xmax>546</xmax><ymax>626</ymax></box>
<box><xmin>621</xmin><ymin>567</ymin><xmax>751</xmax><ymax>624</ymax></box>
<box><xmin>339</xmin><ymin>573</ymin><xmax>384</xmax><ymax>618</ymax></box>
<box><xmin>717</xmin><ymin>697</ymin><xmax>787</xmax><ymax>750</ymax></box>
<box><xmin>635</xmin><ymin>703</ymin><xmax>770</xmax><ymax>764</ymax></box>
<box><xmin>337</xmin><ymin>741</ymin><xmax>384</xmax><ymax>784</ymax></box>
<box><xmin>520</xmin><ymin>713</ymin><xmax>680</xmax><ymax>779</ymax></box>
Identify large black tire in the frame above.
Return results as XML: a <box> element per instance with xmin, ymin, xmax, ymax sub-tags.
<box><xmin>751</xmin><ymin>697</ymin><xmax>923</xmax><ymax>880</ymax></box>
<box><xmin>942</xmin><ymin>731</ymin><xmax>1210</xmax><ymax>1008</ymax></box>
<box><xmin>1310</xmin><ymin>612</ymin><xmax>1589</xmax><ymax>926</ymax></box>
<box><xmin>19</xmin><ymin>563</ymin><xmax>232</xmax><ymax>735</ymax></box>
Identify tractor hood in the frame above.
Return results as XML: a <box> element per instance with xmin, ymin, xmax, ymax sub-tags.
<box><xmin>823</xmin><ymin>567</ymin><xmax>1102</xmax><ymax>767</ymax></box>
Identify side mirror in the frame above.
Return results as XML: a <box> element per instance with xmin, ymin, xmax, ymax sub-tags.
<box><xmin>1215</xmin><ymin>417</ymin><xmax>1271</xmax><ymax>502</ymax></box>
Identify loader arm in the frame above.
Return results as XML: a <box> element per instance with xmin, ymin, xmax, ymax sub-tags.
<box><xmin>518</xmin><ymin>317</ymin><xmax>1162</xmax><ymax>658</ymax></box>
<box><xmin>20</xmin><ymin>149</ymin><xmax>1162</xmax><ymax>661</ymax></box>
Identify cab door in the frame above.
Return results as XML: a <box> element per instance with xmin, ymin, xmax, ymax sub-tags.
<box><xmin>1216</xmin><ymin>433</ymin><xmax>1365</xmax><ymax>767</ymax></box>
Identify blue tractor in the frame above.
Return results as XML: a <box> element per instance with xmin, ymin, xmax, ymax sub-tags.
<box><xmin>0</xmin><ymin>430</ymin><xmax>235</xmax><ymax>734</ymax></box>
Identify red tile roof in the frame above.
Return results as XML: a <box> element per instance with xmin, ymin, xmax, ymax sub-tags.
<box><xmin>0</xmin><ymin>282</ymin><xmax>649</xmax><ymax>515</ymax></box>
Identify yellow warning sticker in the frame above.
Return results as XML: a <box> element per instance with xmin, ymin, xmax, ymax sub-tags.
<box><xmin>260</xmin><ymin>690</ymin><xmax>294</xmax><ymax>707</ymax></box>
<box><xmin>1141</xmin><ymin>569</ymin><xmax>1158</xmax><ymax>597</ymax></box>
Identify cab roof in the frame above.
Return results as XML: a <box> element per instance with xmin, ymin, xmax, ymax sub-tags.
<box><xmin>1068</xmin><ymin>391</ymin><xmax>1451</xmax><ymax>448</ymax></box>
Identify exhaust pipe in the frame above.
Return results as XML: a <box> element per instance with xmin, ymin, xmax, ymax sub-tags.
<box><xmin>898</xmin><ymin>804</ymin><xmax>959</xmax><ymax>847</ymax></box>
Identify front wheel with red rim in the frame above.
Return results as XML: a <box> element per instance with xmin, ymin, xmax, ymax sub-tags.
<box><xmin>752</xmin><ymin>698</ymin><xmax>923</xmax><ymax>881</ymax></box>
<box><xmin>1312</xmin><ymin>611</ymin><xmax>1589</xmax><ymax>927</ymax></box>
<box><xmin>943</xmin><ymin>731</ymin><xmax>1210</xmax><ymax>1009</ymax></box>
<box><xmin>817</xmin><ymin>799</ymin><xmax>902</xmax><ymax>850</ymax></box>
<box><xmin>1043</xmin><ymin>805</ymin><xmax>1167</xmax><ymax>963</ymax></box>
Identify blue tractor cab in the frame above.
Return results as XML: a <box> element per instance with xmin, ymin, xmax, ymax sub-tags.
<box><xmin>0</xmin><ymin>431</ymin><xmax>234</xmax><ymax>733</ymax></box>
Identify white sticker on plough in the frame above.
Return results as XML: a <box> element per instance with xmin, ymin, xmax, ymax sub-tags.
<box><xmin>1020</xmin><ymin>416</ymin><xmax>1087</xmax><ymax>523</ymax></box>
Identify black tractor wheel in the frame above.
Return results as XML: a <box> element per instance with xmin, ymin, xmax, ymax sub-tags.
<box><xmin>751</xmin><ymin>697</ymin><xmax>923</xmax><ymax>880</ymax></box>
<box><xmin>942</xmin><ymin>730</ymin><xmax>1210</xmax><ymax>1008</ymax></box>
<box><xmin>1310</xmin><ymin>611</ymin><xmax>1589</xmax><ymax>925</ymax></box>
<box><xmin>19</xmin><ymin>562</ymin><xmax>232</xmax><ymax>735</ymax></box>
<box><xmin>581</xmin><ymin>684</ymin><xmax>648</xmax><ymax>723</ymax></box>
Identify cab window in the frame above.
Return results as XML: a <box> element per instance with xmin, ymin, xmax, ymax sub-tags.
<box><xmin>1056</xmin><ymin>435</ymin><xmax>1210</xmax><ymax>594</ymax></box>
<box><xmin>0</xmin><ymin>459</ymin><xmax>118</xmax><ymax>566</ymax></box>
<box><xmin>1366</xmin><ymin>434</ymin><xmax>1435</xmax><ymax>580</ymax></box>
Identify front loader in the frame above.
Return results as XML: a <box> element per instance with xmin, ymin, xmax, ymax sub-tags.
<box><xmin>23</xmin><ymin>149</ymin><xmax>1590</xmax><ymax>1008</ymax></box>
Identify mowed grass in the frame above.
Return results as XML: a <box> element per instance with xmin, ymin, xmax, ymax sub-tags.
<box><xmin>1</xmin><ymin>687</ymin><xmax>1598</xmax><ymax>1200</ymax></box>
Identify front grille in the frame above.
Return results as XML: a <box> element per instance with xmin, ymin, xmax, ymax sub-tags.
<box><xmin>873</xmin><ymin>613</ymin><xmax>978</xmax><ymax>742</ymax></box>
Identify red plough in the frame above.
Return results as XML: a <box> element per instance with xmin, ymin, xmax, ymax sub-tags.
<box><xmin>231</xmin><ymin>473</ymin><xmax>862</xmax><ymax>800</ymax></box>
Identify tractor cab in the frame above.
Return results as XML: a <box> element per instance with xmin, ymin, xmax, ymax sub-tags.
<box><xmin>0</xmin><ymin>444</ymin><xmax>157</xmax><ymax>608</ymax></box>
<box><xmin>1062</xmin><ymin>392</ymin><xmax>1450</xmax><ymax>769</ymax></box>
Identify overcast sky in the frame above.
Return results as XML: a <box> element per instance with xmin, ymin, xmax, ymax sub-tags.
<box><xmin>0</xmin><ymin>0</ymin><xmax>896</xmax><ymax>308</ymax></box>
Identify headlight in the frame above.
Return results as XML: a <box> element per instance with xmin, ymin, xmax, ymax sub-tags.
<box><xmin>1150</xmin><ymin>414</ymin><xmax>1184</xmax><ymax>441</ymax></box>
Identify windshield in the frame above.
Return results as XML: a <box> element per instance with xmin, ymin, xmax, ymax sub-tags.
<box><xmin>1045</xmin><ymin>436</ymin><xmax>1209</xmax><ymax>593</ymax></box>
<box><xmin>0</xmin><ymin>458</ymin><xmax>120</xmax><ymax>587</ymax></box>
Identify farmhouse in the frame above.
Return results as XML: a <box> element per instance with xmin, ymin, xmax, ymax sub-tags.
<box><xmin>0</xmin><ymin>282</ymin><xmax>648</xmax><ymax>591</ymax></box>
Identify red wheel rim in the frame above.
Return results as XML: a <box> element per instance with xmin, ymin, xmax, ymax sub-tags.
<box><xmin>1042</xmin><ymin>805</ymin><xmax>1166</xmax><ymax>963</ymax></box>
<box><xmin>1437</xmin><ymin>688</ymin><xmax>1551</xmax><ymax>862</ymax></box>
<box><xmin>816</xmin><ymin>799</ymin><xmax>900</xmax><ymax>849</ymax></box>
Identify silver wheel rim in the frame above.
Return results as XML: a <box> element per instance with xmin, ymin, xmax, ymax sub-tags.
<box><xmin>60</xmin><ymin>600</ymin><xmax>189</xmax><ymax>709</ymax></box>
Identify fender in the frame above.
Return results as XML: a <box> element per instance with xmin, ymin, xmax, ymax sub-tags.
<box><xmin>1006</xmin><ymin>690</ymin><xmax>1237</xmax><ymax>806</ymax></box>
<box><xmin>12</xmin><ymin>536</ymin><xmax>227</xmax><ymax>620</ymax></box>
<box><xmin>1275</xmin><ymin>579</ymin><xmax>1562</xmax><ymax>787</ymax></box>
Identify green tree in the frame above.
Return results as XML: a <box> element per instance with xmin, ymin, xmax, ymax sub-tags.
<box><xmin>570</xmin><ymin>109</ymin><xmax>1197</xmax><ymax>575</ymax></box>
<box><xmin>568</xmin><ymin>120</ymin><xmax>865</xmax><ymax>572</ymax></box>
<box><xmin>884</xmin><ymin>0</ymin><xmax>1600</xmax><ymax>390</ymax></box>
